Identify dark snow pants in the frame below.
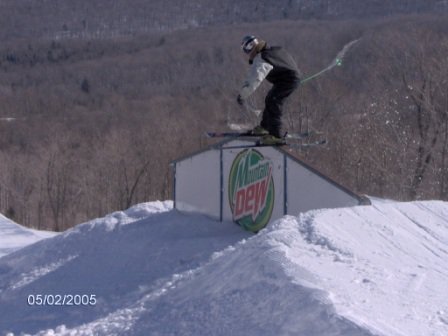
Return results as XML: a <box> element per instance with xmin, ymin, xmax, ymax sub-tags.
<box><xmin>260</xmin><ymin>80</ymin><xmax>300</xmax><ymax>138</ymax></box>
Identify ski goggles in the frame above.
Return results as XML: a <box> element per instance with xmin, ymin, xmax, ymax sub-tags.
<box><xmin>241</xmin><ymin>38</ymin><xmax>258</xmax><ymax>54</ymax></box>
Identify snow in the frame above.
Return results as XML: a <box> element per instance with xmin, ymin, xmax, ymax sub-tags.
<box><xmin>0</xmin><ymin>214</ymin><xmax>57</xmax><ymax>258</ymax></box>
<box><xmin>0</xmin><ymin>200</ymin><xmax>448</xmax><ymax>336</ymax></box>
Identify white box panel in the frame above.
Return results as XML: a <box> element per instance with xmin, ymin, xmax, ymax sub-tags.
<box><xmin>286</xmin><ymin>157</ymin><xmax>359</xmax><ymax>215</ymax></box>
<box><xmin>175</xmin><ymin>150</ymin><xmax>220</xmax><ymax>219</ymax></box>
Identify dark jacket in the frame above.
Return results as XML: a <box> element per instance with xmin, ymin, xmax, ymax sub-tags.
<box><xmin>261</xmin><ymin>47</ymin><xmax>301</xmax><ymax>84</ymax></box>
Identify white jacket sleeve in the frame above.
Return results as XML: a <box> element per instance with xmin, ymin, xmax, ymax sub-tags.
<box><xmin>239</xmin><ymin>55</ymin><xmax>273</xmax><ymax>99</ymax></box>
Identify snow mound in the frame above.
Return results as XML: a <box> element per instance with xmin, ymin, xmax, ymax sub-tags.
<box><xmin>0</xmin><ymin>214</ymin><xmax>57</xmax><ymax>258</ymax></box>
<box><xmin>0</xmin><ymin>200</ymin><xmax>447</xmax><ymax>336</ymax></box>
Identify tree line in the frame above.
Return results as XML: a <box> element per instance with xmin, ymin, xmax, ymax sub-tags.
<box><xmin>1</xmin><ymin>0</ymin><xmax>447</xmax><ymax>42</ymax></box>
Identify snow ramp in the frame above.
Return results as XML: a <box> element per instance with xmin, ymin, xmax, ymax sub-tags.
<box><xmin>0</xmin><ymin>200</ymin><xmax>447</xmax><ymax>336</ymax></box>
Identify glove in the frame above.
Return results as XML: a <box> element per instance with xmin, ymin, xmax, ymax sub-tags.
<box><xmin>237</xmin><ymin>95</ymin><xmax>244</xmax><ymax>106</ymax></box>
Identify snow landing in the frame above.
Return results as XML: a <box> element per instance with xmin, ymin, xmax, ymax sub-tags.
<box><xmin>0</xmin><ymin>214</ymin><xmax>56</xmax><ymax>258</ymax></box>
<box><xmin>0</xmin><ymin>200</ymin><xmax>447</xmax><ymax>336</ymax></box>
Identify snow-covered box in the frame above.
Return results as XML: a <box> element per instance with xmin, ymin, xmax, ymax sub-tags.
<box><xmin>171</xmin><ymin>139</ymin><xmax>369</xmax><ymax>232</ymax></box>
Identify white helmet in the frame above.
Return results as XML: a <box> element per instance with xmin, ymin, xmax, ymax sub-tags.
<box><xmin>241</xmin><ymin>35</ymin><xmax>258</xmax><ymax>54</ymax></box>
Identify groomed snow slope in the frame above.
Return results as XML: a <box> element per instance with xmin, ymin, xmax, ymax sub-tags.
<box><xmin>0</xmin><ymin>200</ymin><xmax>447</xmax><ymax>336</ymax></box>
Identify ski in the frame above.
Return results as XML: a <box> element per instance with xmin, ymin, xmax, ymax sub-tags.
<box><xmin>205</xmin><ymin>131</ymin><xmax>254</xmax><ymax>138</ymax></box>
<box><xmin>218</xmin><ymin>139</ymin><xmax>327</xmax><ymax>150</ymax></box>
<box><xmin>205</xmin><ymin>131</ymin><xmax>316</xmax><ymax>140</ymax></box>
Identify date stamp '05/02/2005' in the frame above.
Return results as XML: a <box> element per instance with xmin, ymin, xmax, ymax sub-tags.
<box><xmin>27</xmin><ymin>294</ymin><xmax>97</xmax><ymax>306</ymax></box>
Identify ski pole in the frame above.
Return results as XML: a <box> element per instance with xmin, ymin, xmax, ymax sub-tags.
<box><xmin>301</xmin><ymin>38</ymin><xmax>360</xmax><ymax>84</ymax></box>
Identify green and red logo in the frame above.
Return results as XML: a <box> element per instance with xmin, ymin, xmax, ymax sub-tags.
<box><xmin>228</xmin><ymin>149</ymin><xmax>275</xmax><ymax>232</ymax></box>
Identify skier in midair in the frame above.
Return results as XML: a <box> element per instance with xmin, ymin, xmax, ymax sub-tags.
<box><xmin>237</xmin><ymin>35</ymin><xmax>301</xmax><ymax>145</ymax></box>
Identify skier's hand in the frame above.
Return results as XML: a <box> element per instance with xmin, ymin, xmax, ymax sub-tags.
<box><xmin>236</xmin><ymin>95</ymin><xmax>244</xmax><ymax>106</ymax></box>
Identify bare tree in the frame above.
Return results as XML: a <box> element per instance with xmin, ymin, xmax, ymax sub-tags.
<box><xmin>400</xmin><ymin>47</ymin><xmax>448</xmax><ymax>198</ymax></box>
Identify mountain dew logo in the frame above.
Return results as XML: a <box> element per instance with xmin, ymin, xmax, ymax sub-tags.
<box><xmin>228</xmin><ymin>149</ymin><xmax>275</xmax><ymax>232</ymax></box>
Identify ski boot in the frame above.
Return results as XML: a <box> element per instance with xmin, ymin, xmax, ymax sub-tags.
<box><xmin>260</xmin><ymin>134</ymin><xmax>286</xmax><ymax>146</ymax></box>
<box><xmin>249</xmin><ymin>125</ymin><xmax>269</xmax><ymax>136</ymax></box>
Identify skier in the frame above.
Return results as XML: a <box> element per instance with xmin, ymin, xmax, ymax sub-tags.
<box><xmin>237</xmin><ymin>35</ymin><xmax>301</xmax><ymax>145</ymax></box>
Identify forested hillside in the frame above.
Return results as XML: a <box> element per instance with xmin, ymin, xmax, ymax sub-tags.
<box><xmin>0</xmin><ymin>0</ymin><xmax>447</xmax><ymax>41</ymax></box>
<box><xmin>0</xmin><ymin>9</ymin><xmax>447</xmax><ymax>230</ymax></box>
